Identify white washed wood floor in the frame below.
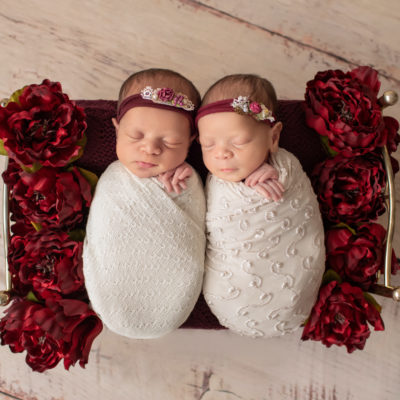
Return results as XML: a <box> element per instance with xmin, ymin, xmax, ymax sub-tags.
<box><xmin>0</xmin><ymin>1</ymin><xmax>400</xmax><ymax>399</ymax></box>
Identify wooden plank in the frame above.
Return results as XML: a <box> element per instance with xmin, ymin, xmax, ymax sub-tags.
<box><xmin>0</xmin><ymin>305</ymin><xmax>399</xmax><ymax>400</ymax></box>
<box><xmin>200</xmin><ymin>0</ymin><xmax>400</xmax><ymax>85</ymax></box>
<box><xmin>0</xmin><ymin>0</ymin><xmax>398</xmax><ymax>119</ymax></box>
<box><xmin>0</xmin><ymin>391</ymin><xmax>23</xmax><ymax>400</ymax></box>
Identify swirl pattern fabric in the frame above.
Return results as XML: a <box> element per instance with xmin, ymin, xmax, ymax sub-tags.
<box><xmin>83</xmin><ymin>161</ymin><xmax>206</xmax><ymax>338</ymax></box>
<box><xmin>203</xmin><ymin>148</ymin><xmax>325</xmax><ymax>338</ymax></box>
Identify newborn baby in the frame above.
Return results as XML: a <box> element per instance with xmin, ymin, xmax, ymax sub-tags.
<box><xmin>83</xmin><ymin>68</ymin><xmax>206</xmax><ymax>339</ymax></box>
<box><xmin>196</xmin><ymin>74</ymin><xmax>325</xmax><ymax>338</ymax></box>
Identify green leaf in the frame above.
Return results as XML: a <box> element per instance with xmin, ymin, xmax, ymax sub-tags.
<box><xmin>77</xmin><ymin>166</ymin><xmax>98</xmax><ymax>191</ymax></box>
<box><xmin>31</xmin><ymin>221</ymin><xmax>42</xmax><ymax>232</ymax></box>
<box><xmin>26</xmin><ymin>290</ymin><xmax>41</xmax><ymax>303</ymax></box>
<box><xmin>321</xmin><ymin>269</ymin><xmax>342</xmax><ymax>286</ymax></box>
<box><xmin>320</xmin><ymin>135</ymin><xmax>339</xmax><ymax>157</ymax></box>
<box><xmin>68</xmin><ymin>229</ymin><xmax>86</xmax><ymax>242</ymax></box>
<box><xmin>7</xmin><ymin>86</ymin><xmax>26</xmax><ymax>106</ymax></box>
<box><xmin>0</xmin><ymin>139</ymin><xmax>8</xmax><ymax>156</ymax></box>
<box><xmin>68</xmin><ymin>134</ymin><xmax>88</xmax><ymax>165</ymax></box>
<box><xmin>332</xmin><ymin>222</ymin><xmax>357</xmax><ymax>235</ymax></box>
<box><xmin>363</xmin><ymin>292</ymin><xmax>382</xmax><ymax>313</ymax></box>
<box><xmin>21</xmin><ymin>161</ymin><xmax>43</xmax><ymax>173</ymax></box>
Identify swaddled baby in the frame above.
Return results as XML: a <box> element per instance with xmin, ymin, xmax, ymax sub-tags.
<box><xmin>83</xmin><ymin>68</ymin><xmax>206</xmax><ymax>339</ymax></box>
<box><xmin>196</xmin><ymin>74</ymin><xmax>325</xmax><ymax>338</ymax></box>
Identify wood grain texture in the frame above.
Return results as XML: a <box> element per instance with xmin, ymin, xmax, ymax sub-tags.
<box><xmin>201</xmin><ymin>0</ymin><xmax>400</xmax><ymax>84</ymax></box>
<box><xmin>0</xmin><ymin>1</ymin><xmax>400</xmax><ymax>399</ymax></box>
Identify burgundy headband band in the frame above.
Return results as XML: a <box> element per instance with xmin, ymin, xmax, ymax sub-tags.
<box><xmin>116</xmin><ymin>94</ymin><xmax>196</xmax><ymax>132</ymax></box>
<box><xmin>195</xmin><ymin>97</ymin><xmax>277</xmax><ymax>127</ymax></box>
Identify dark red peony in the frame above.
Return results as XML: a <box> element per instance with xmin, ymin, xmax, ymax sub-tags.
<box><xmin>325</xmin><ymin>223</ymin><xmax>399</xmax><ymax>290</ymax></box>
<box><xmin>8</xmin><ymin>165</ymin><xmax>92</xmax><ymax>229</ymax></box>
<box><xmin>2</xmin><ymin>159</ymin><xmax>27</xmax><ymax>222</ymax></box>
<box><xmin>44</xmin><ymin>296</ymin><xmax>103</xmax><ymax>370</ymax></box>
<box><xmin>301</xmin><ymin>281</ymin><xmax>384</xmax><ymax>352</ymax></box>
<box><xmin>382</xmin><ymin>116</ymin><xmax>400</xmax><ymax>154</ymax></box>
<box><xmin>8</xmin><ymin>229</ymin><xmax>84</xmax><ymax>299</ymax></box>
<box><xmin>0</xmin><ymin>299</ymin><xmax>63</xmax><ymax>372</ymax></box>
<box><xmin>0</xmin><ymin>296</ymin><xmax>102</xmax><ymax>372</ymax></box>
<box><xmin>0</xmin><ymin>79</ymin><xmax>86</xmax><ymax>170</ymax></box>
<box><xmin>312</xmin><ymin>153</ymin><xmax>386</xmax><ymax>223</ymax></box>
<box><xmin>305</xmin><ymin>66</ymin><xmax>385</xmax><ymax>156</ymax></box>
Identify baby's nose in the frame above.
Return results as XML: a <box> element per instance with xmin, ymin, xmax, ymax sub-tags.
<box><xmin>215</xmin><ymin>146</ymin><xmax>233</xmax><ymax>159</ymax></box>
<box><xmin>142</xmin><ymin>140</ymin><xmax>161</xmax><ymax>155</ymax></box>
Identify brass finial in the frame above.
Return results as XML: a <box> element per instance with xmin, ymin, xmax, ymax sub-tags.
<box><xmin>378</xmin><ymin>90</ymin><xmax>398</xmax><ymax>109</ymax></box>
<box><xmin>0</xmin><ymin>290</ymin><xmax>11</xmax><ymax>306</ymax></box>
<box><xmin>392</xmin><ymin>288</ymin><xmax>400</xmax><ymax>302</ymax></box>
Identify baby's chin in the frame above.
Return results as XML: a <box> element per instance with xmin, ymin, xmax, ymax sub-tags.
<box><xmin>211</xmin><ymin>170</ymin><xmax>246</xmax><ymax>182</ymax></box>
<box><xmin>123</xmin><ymin>163</ymin><xmax>161</xmax><ymax>178</ymax></box>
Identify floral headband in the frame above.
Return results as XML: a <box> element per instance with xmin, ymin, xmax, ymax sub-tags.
<box><xmin>195</xmin><ymin>96</ymin><xmax>276</xmax><ymax>127</ymax></box>
<box><xmin>116</xmin><ymin>86</ymin><xmax>196</xmax><ymax>131</ymax></box>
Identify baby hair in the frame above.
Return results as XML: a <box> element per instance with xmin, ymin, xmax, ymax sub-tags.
<box><xmin>201</xmin><ymin>74</ymin><xmax>278</xmax><ymax>113</ymax></box>
<box><xmin>118</xmin><ymin>68</ymin><xmax>201</xmax><ymax>109</ymax></box>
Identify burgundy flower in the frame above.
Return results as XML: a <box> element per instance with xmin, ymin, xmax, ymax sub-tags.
<box><xmin>8</xmin><ymin>229</ymin><xmax>85</xmax><ymax>299</ymax></box>
<box><xmin>325</xmin><ymin>223</ymin><xmax>394</xmax><ymax>289</ymax></box>
<box><xmin>9</xmin><ymin>165</ymin><xmax>92</xmax><ymax>229</ymax></box>
<box><xmin>249</xmin><ymin>102</ymin><xmax>262</xmax><ymax>113</ymax></box>
<box><xmin>312</xmin><ymin>154</ymin><xmax>386</xmax><ymax>223</ymax></box>
<box><xmin>43</xmin><ymin>296</ymin><xmax>103</xmax><ymax>370</ymax></box>
<box><xmin>0</xmin><ymin>299</ymin><xmax>63</xmax><ymax>372</ymax></box>
<box><xmin>0</xmin><ymin>79</ymin><xmax>86</xmax><ymax>169</ymax></box>
<box><xmin>157</xmin><ymin>88</ymin><xmax>175</xmax><ymax>102</ymax></box>
<box><xmin>302</xmin><ymin>281</ymin><xmax>384</xmax><ymax>352</ymax></box>
<box><xmin>382</xmin><ymin>116</ymin><xmax>400</xmax><ymax>153</ymax></box>
<box><xmin>0</xmin><ymin>297</ymin><xmax>102</xmax><ymax>372</ymax></box>
<box><xmin>305</xmin><ymin>66</ymin><xmax>385</xmax><ymax>156</ymax></box>
<box><xmin>2</xmin><ymin>159</ymin><xmax>27</xmax><ymax>222</ymax></box>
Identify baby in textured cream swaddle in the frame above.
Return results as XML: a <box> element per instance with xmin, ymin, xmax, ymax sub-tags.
<box><xmin>83</xmin><ymin>69</ymin><xmax>206</xmax><ymax>339</ymax></box>
<box><xmin>196</xmin><ymin>74</ymin><xmax>325</xmax><ymax>338</ymax></box>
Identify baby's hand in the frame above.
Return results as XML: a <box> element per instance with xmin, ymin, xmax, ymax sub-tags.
<box><xmin>244</xmin><ymin>163</ymin><xmax>285</xmax><ymax>201</ymax></box>
<box><xmin>157</xmin><ymin>162</ymin><xmax>192</xmax><ymax>194</ymax></box>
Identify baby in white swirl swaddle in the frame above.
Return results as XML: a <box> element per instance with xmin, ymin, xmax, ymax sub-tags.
<box><xmin>196</xmin><ymin>74</ymin><xmax>325</xmax><ymax>338</ymax></box>
<box><xmin>83</xmin><ymin>69</ymin><xmax>206</xmax><ymax>339</ymax></box>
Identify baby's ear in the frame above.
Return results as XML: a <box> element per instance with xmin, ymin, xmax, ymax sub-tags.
<box><xmin>112</xmin><ymin>117</ymin><xmax>119</xmax><ymax>132</ymax></box>
<box><xmin>270</xmin><ymin>121</ymin><xmax>282</xmax><ymax>153</ymax></box>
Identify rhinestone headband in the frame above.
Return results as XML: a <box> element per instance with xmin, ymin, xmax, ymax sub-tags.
<box><xmin>116</xmin><ymin>87</ymin><xmax>196</xmax><ymax>131</ymax></box>
<box><xmin>195</xmin><ymin>96</ymin><xmax>276</xmax><ymax>126</ymax></box>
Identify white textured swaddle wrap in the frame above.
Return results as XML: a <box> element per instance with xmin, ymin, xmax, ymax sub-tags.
<box><xmin>83</xmin><ymin>160</ymin><xmax>206</xmax><ymax>339</ymax></box>
<box><xmin>203</xmin><ymin>148</ymin><xmax>325</xmax><ymax>338</ymax></box>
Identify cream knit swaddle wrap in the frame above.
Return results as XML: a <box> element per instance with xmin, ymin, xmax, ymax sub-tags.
<box><xmin>83</xmin><ymin>160</ymin><xmax>206</xmax><ymax>339</ymax></box>
<box><xmin>203</xmin><ymin>148</ymin><xmax>325</xmax><ymax>338</ymax></box>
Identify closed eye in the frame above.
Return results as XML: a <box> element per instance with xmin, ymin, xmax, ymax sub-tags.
<box><xmin>127</xmin><ymin>131</ymin><xmax>144</xmax><ymax>141</ymax></box>
<box><xmin>200</xmin><ymin>141</ymin><xmax>215</xmax><ymax>149</ymax></box>
<box><xmin>232</xmin><ymin>140</ymin><xmax>251</xmax><ymax>148</ymax></box>
<box><xmin>163</xmin><ymin>140</ymin><xmax>183</xmax><ymax>148</ymax></box>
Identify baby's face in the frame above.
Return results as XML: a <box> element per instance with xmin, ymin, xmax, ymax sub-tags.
<box><xmin>198</xmin><ymin>112</ymin><xmax>281</xmax><ymax>182</ymax></box>
<box><xmin>114</xmin><ymin>107</ymin><xmax>192</xmax><ymax>178</ymax></box>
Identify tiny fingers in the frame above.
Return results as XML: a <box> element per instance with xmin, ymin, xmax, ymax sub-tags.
<box><xmin>259</xmin><ymin>181</ymin><xmax>284</xmax><ymax>201</ymax></box>
<box><xmin>253</xmin><ymin>184</ymin><xmax>272</xmax><ymax>200</ymax></box>
<box><xmin>259</xmin><ymin>170</ymin><xmax>278</xmax><ymax>182</ymax></box>
<box><xmin>245</xmin><ymin>173</ymin><xmax>259</xmax><ymax>187</ymax></box>
<box><xmin>178</xmin><ymin>166</ymin><xmax>192</xmax><ymax>180</ymax></box>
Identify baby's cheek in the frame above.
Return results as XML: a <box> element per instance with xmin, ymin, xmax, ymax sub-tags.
<box><xmin>202</xmin><ymin>154</ymin><xmax>215</xmax><ymax>173</ymax></box>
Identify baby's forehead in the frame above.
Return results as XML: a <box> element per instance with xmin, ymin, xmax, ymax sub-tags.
<box><xmin>204</xmin><ymin>81</ymin><xmax>272</xmax><ymax>109</ymax></box>
<box><xmin>123</xmin><ymin>107</ymin><xmax>191</xmax><ymax>135</ymax></box>
<box><xmin>123</xmin><ymin>78</ymin><xmax>186</xmax><ymax>99</ymax></box>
